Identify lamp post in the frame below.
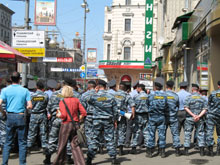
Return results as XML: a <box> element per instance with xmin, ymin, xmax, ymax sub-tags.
<box><xmin>81</xmin><ymin>0</ymin><xmax>90</xmax><ymax>89</ymax></box>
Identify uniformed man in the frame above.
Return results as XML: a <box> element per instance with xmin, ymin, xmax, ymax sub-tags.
<box><xmin>80</xmin><ymin>80</ymin><xmax>96</xmax><ymax>147</ymax></box>
<box><xmin>45</xmin><ymin>79</ymin><xmax>57</xmax><ymax>99</ymax></box>
<box><xmin>146</xmin><ymin>77</ymin><xmax>167</xmax><ymax>158</ymax></box>
<box><xmin>206</xmin><ymin>81</ymin><xmax>220</xmax><ymax>156</ymax></box>
<box><xmin>165</xmin><ymin>80</ymin><xmax>181</xmax><ymax>156</ymax></box>
<box><xmin>27</xmin><ymin>81</ymin><xmax>49</xmax><ymax>152</ymax></box>
<box><xmin>114</xmin><ymin>82</ymin><xmax>135</xmax><ymax>155</ymax></box>
<box><xmin>184</xmin><ymin>83</ymin><xmax>207</xmax><ymax>156</ymax></box>
<box><xmin>107</xmin><ymin>79</ymin><xmax>117</xmax><ymax>95</ymax></box>
<box><xmin>130</xmin><ymin>84</ymin><xmax>148</xmax><ymax>154</ymax></box>
<box><xmin>28</xmin><ymin>80</ymin><xmax>37</xmax><ymax>95</ymax></box>
<box><xmin>177</xmin><ymin>82</ymin><xmax>191</xmax><ymax>134</ymax></box>
<box><xmin>86</xmin><ymin>80</ymin><xmax>119</xmax><ymax>165</ymax></box>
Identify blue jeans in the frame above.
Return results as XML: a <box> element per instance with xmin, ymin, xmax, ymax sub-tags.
<box><xmin>2</xmin><ymin>113</ymin><xmax>27</xmax><ymax>165</ymax></box>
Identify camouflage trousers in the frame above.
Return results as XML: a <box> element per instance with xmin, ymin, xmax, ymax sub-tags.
<box><xmin>47</xmin><ymin>118</ymin><xmax>72</xmax><ymax>155</ymax></box>
<box><xmin>165</xmin><ymin>118</ymin><xmax>181</xmax><ymax>148</ymax></box>
<box><xmin>87</xmin><ymin>119</ymin><xmax>117</xmax><ymax>159</ymax></box>
<box><xmin>131</xmin><ymin>113</ymin><xmax>148</xmax><ymax>147</ymax></box>
<box><xmin>27</xmin><ymin>113</ymin><xmax>48</xmax><ymax>148</ymax></box>
<box><xmin>206</xmin><ymin>114</ymin><xmax>220</xmax><ymax>146</ymax></box>
<box><xmin>146</xmin><ymin>115</ymin><xmax>166</xmax><ymax>148</ymax></box>
<box><xmin>184</xmin><ymin>117</ymin><xmax>205</xmax><ymax>147</ymax></box>
<box><xmin>0</xmin><ymin>119</ymin><xmax>6</xmax><ymax>147</ymax></box>
<box><xmin>84</xmin><ymin>115</ymin><xmax>93</xmax><ymax>147</ymax></box>
<box><xmin>115</xmin><ymin>116</ymin><xmax>127</xmax><ymax>146</ymax></box>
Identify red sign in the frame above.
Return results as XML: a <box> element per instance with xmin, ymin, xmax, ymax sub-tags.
<box><xmin>57</xmin><ymin>57</ymin><xmax>73</xmax><ymax>63</ymax></box>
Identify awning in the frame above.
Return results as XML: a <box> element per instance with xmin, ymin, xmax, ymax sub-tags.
<box><xmin>172</xmin><ymin>12</ymin><xmax>193</xmax><ymax>29</ymax></box>
<box><xmin>0</xmin><ymin>40</ymin><xmax>31</xmax><ymax>63</ymax></box>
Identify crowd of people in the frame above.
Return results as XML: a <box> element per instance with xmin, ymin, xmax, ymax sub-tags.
<box><xmin>0</xmin><ymin>71</ymin><xmax>220</xmax><ymax>165</ymax></box>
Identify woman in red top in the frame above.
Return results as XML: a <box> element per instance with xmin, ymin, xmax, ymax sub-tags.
<box><xmin>53</xmin><ymin>86</ymin><xmax>87</xmax><ymax>165</ymax></box>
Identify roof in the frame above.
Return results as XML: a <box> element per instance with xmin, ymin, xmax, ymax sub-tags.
<box><xmin>172</xmin><ymin>11</ymin><xmax>193</xmax><ymax>29</ymax></box>
<box><xmin>160</xmin><ymin>41</ymin><xmax>173</xmax><ymax>50</ymax></box>
<box><xmin>0</xmin><ymin>4</ymin><xmax>15</xmax><ymax>15</ymax></box>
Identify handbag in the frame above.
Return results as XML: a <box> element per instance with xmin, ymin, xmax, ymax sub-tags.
<box><xmin>62</xmin><ymin>100</ymin><xmax>87</xmax><ymax>146</ymax></box>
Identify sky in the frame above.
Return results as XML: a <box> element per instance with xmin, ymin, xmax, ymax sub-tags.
<box><xmin>1</xmin><ymin>0</ymin><xmax>112</xmax><ymax>66</ymax></box>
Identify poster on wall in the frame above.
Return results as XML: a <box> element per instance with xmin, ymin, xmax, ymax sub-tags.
<box><xmin>34</xmin><ymin>0</ymin><xmax>57</xmax><ymax>26</ymax></box>
<box><xmin>87</xmin><ymin>48</ymin><xmax>97</xmax><ymax>63</ymax></box>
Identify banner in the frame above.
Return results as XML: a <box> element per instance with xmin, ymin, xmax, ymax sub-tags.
<box><xmin>87</xmin><ymin>48</ymin><xmax>97</xmax><ymax>63</ymax></box>
<box><xmin>34</xmin><ymin>0</ymin><xmax>57</xmax><ymax>26</ymax></box>
<box><xmin>144</xmin><ymin>0</ymin><xmax>154</xmax><ymax>69</ymax></box>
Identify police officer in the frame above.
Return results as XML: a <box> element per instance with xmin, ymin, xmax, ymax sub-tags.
<box><xmin>107</xmin><ymin>79</ymin><xmax>117</xmax><ymax>95</ymax></box>
<box><xmin>184</xmin><ymin>84</ymin><xmax>207</xmax><ymax>156</ymax></box>
<box><xmin>177</xmin><ymin>82</ymin><xmax>191</xmax><ymax>134</ymax></box>
<box><xmin>80</xmin><ymin>80</ymin><xmax>96</xmax><ymax>147</ymax></box>
<box><xmin>146</xmin><ymin>77</ymin><xmax>167</xmax><ymax>158</ymax></box>
<box><xmin>27</xmin><ymin>81</ymin><xmax>49</xmax><ymax>152</ymax></box>
<box><xmin>114</xmin><ymin>82</ymin><xmax>135</xmax><ymax>155</ymax></box>
<box><xmin>206</xmin><ymin>81</ymin><xmax>220</xmax><ymax>156</ymax></box>
<box><xmin>86</xmin><ymin>80</ymin><xmax>119</xmax><ymax>165</ymax></box>
<box><xmin>165</xmin><ymin>80</ymin><xmax>181</xmax><ymax>156</ymax></box>
<box><xmin>130</xmin><ymin>84</ymin><xmax>148</xmax><ymax>154</ymax></box>
<box><xmin>45</xmin><ymin>79</ymin><xmax>57</xmax><ymax>99</ymax></box>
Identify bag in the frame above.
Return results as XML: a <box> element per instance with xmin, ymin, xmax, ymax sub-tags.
<box><xmin>62</xmin><ymin>100</ymin><xmax>87</xmax><ymax>146</ymax></box>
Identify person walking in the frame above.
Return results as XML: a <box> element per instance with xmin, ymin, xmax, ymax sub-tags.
<box><xmin>53</xmin><ymin>85</ymin><xmax>87</xmax><ymax>165</ymax></box>
<box><xmin>0</xmin><ymin>72</ymin><xmax>32</xmax><ymax>165</ymax></box>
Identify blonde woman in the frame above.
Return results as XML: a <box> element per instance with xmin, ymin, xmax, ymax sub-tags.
<box><xmin>53</xmin><ymin>86</ymin><xmax>87</xmax><ymax>165</ymax></box>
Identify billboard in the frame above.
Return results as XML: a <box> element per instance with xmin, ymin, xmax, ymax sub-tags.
<box><xmin>87</xmin><ymin>48</ymin><xmax>97</xmax><ymax>63</ymax></box>
<box><xmin>34</xmin><ymin>0</ymin><xmax>57</xmax><ymax>26</ymax></box>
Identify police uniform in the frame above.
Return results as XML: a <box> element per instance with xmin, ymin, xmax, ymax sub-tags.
<box><xmin>27</xmin><ymin>90</ymin><xmax>49</xmax><ymax>149</ymax></box>
<box><xmin>146</xmin><ymin>78</ymin><xmax>167</xmax><ymax>158</ymax></box>
<box><xmin>107</xmin><ymin>80</ymin><xmax>117</xmax><ymax>96</ymax></box>
<box><xmin>183</xmin><ymin>84</ymin><xmax>207</xmax><ymax>155</ymax></box>
<box><xmin>87</xmin><ymin>80</ymin><xmax>118</xmax><ymax>165</ymax></box>
<box><xmin>206</xmin><ymin>83</ymin><xmax>220</xmax><ymax>155</ymax></box>
<box><xmin>0</xmin><ymin>102</ymin><xmax>6</xmax><ymax>148</ymax></box>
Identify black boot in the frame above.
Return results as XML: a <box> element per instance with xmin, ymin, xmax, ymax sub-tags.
<box><xmin>112</xmin><ymin>157</ymin><xmax>120</xmax><ymax>165</ymax></box>
<box><xmin>217</xmin><ymin>146</ymin><xmax>220</xmax><ymax>156</ymax></box>
<box><xmin>65</xmin><ymin>155</ymin><xmax>74</xmax><ymax>164</ymax></box>
<box><xmin>160</xmin><ymin>148</ymin><xmax>166</xmax><ymax>158</ymax></box>
<box><xmin>43</xmin><ymin>154</ymin><xmax>51</xmax><ymax>165</ymax></box>
<box><xmin>98</xmin><ymin>146</ymin><xmax>104</xmax><ymax>154</ymax></box>
<box><xmin>119</xmin><ymin>146</ymin><xmax>123</xmax><ymax>156</ymax></box>
<box><xmin>86</xmin><ymin>156</ymin><xmax>92</xmax><ymax>165</ymax></box>
<box><xmin>175</xmin><ymin>147</ymin><xmax>181</xmax><ymax>157</ymax></box>
<box><xmin>200</xmin><ymin>147</ymin><xmax>205</xmax><ymax>156</ymax></box>
<box><xmin>184</xmin><ymin>147</ymin><xmax>189</xmax><ymax>156</ymax></box>
<box><xmin>146</xmin><ymin>147</ymin><xmax>153</xmax><ymax>158</ymax></box>
<box><xmin>130</xmin><ymin>147</ymin><xmax>137</xmax><ymax>154</ymax></box>
<box><xmin>207</xmin><ymin>146</ymin><xmax>214</xmax><ymax>157</ymax></box>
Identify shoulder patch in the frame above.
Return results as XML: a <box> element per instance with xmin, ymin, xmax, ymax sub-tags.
<box><xmin>56</xmin><ymin>94</ymin><xmax>64</xmax><ymax>98</ymax></box>
<box><xmin>154</xmin><ymin>96</ymin><xmax>164</xmax><ymax>99</ymax></box>
<box><xmin>192</xmin><ymin>96</ymin><xmax>201</xmax><ymax>99</ymax></box>
<box><xmin>32</xmin><ymin>96</ymin><xmax>45</xmax><ymax>101</ymax></box>
<box><xmin>216</xmin><ymin>93</ymin><xmax>220</xmax><ymax>98</ymax></box>
<box><xmin>167</xmin><ymin>96</ymin><xmax>175</xmax><ymax>100</ymax></box>
<box><xmin>140</xmin><ymin>97</ymin><xmax>148</xmax><ymax>100</ymax></box>
<box><xmin>97</xmin><ymin>97</ymin><xmax>107</xmax><ymax>102</ymax></box>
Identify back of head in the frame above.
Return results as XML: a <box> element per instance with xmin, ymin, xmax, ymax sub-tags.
<box><xmin>62</xmin><ymin>86</ymin><xmax>73</xmax><ymax>98</ymax></box>
<box><xmin>88</xmin><ymin>80</ymin><xmax>96</xmax><ymax>89</ymax></box>
<box><xmin>166</xmin><ymin>80</ymin><xmax>174</xmax><ymax>89</ymax></box>
<box><xmin>98</xmin><ymin>79</ymin><xmax>107</xmax><ymax>88</ymax></box>
<box><xmin>11</xmin><ymin>72</ymin><xmax>20</xmax><ymax>84</ymax></box>
<box><xmin>37</xmin><ymin>81</ymin><xmax>45</xmax><ymax>90</ymax></box>
<box><xmin>218</xmin><ymin>81</ymin><xmax>220</xmax><ymax>87</ymax></box>
<box><xmin>137</xmin><ymin>84</ymin><xmax>145</xmax><ymax>91</ymax></box>
<box><xmin>119</xmin><ymin>82</ymin><xmax>127</xmax><ymax>91</ymax></box>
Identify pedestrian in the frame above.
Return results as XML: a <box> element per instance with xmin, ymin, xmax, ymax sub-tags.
<box><xmin>146</xmin><ymin>77</ymin><xmax>167</xmax><ymax>158</ymax></box>
<box><xmin>184</xmin><ymin>84</ymin><xmax>207</xmax><ymax>156</ymax></box>
<box><xmin>177</xmin><ymin>82</ymin><xmax>191</xmax><ymax>134</ymax></box>
<box><xmin>206</xmin><ymin>81</ymin><xmax>220</xmax><ymax>156</ymax></box>
<box><xmin>114</xmin><ymin>82</ymin><xmax>135</xmax><ymax>155</ymax></box>
<box><xmin>53</xmin><ymin>85</ymin><xmax>87</xmax><ymax>165</ymax></box>
<box><xmin>86</xmin><ymin>80</ymin><xmax>119</xmax><ymax>165</ymax></box>
<box><xmin>130</xmin><ymin>84</ymin><xmax>148</xmax><ymax>154</ymax></box>
<box><xmin>27</xmin><ymin>81</ymin><xmax>49</xmax><ymax>153</ymax></box>
<box><xmin>165</xmin><ymin>80</ymin><xmax>181</xmax><ymax>156</ymax></box>
<box><xmin>0</xmin><ymin>72</ymin><xmax>32</xmax><ymax>165</ymax></box>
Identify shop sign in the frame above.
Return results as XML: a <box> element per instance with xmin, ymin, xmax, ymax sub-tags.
<box><xmin>139</xmin><ymin>73</ymin><xmax>153</xmax><ymax>80</ymax></box>
<box><xmin>15</xmin><ymin>48</ymin><xmax>45</xmax><ymax>57</ymax></box>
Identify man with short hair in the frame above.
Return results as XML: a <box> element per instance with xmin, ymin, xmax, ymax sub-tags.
<box><xmin>0</xmin><ymin>72</ymin><xmax>32</xmax><ymax>165</ymax></box>
<box><xmin>184</xmin><ymin>84</ymin><xmax>207</xmax><ymax>156</ymax></box>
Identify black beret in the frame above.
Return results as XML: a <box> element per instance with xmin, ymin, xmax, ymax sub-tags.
<box><xmin>218</xmin><ymin>81</ymin><xmax>220</xmax><ymax>86</ymax></box>
<box><xmin>98</xmin><ymin>79</ymin><xmax>107</xmax><ymax>86</ymax></box>
<box><xmin>179</xmin><ymin>81</ymin><xmax>188</xmax><ymax>87</ymax></box>
<box><xmin>88</xmin><ymin>80</ymin><xmax>96</xmax><ymax>86</ymax></box>
<box><xmin>107</xmin><ymin>80</ymin><xmax>116</xmax><ymax>87</ymax></box>
<box><xmin>47</xmin><ymin>79</ymin><xmax>57</xmax><ymax>89</ymax></box>
<box><xmin>166</xmin><ymin>80</ymin><xmax>175</xmax><ymax>88</ymax></box>
<box><xmin>192</xmin><ymin>83</ymin><xmax>199</xmax><ymax>89</ymax></box>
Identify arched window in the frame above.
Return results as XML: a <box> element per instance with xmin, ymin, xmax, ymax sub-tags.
<box><xmin>124</xmin><ymin>47</ymin><xmax>131</xmax><ymax>60</ymax></box>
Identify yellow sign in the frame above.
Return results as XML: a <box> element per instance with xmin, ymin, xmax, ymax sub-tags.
<box><xmin>80</xmin><ymin>65</ymin><xmax>85</xmax><ymax>71</ymax></box>
<box><xmin>15</xmin><ymin>48</ymin><xmax>45</xmax><ymax>57</ymax></box>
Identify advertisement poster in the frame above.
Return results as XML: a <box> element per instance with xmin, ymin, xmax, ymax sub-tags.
<box><xmin>87</xmin><ymin>48</ymin><xmax>97</xmax><ymax>63</ymax></box>
<box><xmin>35</xmin><ymin>0</ymin><xmax>57</xmax><ymax>26</ymax></box>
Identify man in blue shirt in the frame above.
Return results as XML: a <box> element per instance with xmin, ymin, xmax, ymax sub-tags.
<box><xmin>0</xmin><ymin>72</ymin><xmax>32</xmax><ymax>165</ymax></box>
<box><xmin>177</xmin><ymin>82</ymin><xmax>191</xmax><ymax>134</ymax></box>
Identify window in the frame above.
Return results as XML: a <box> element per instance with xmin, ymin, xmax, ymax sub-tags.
<box><xmin>125</xmin><ymin>0</ymin><xmax>131</xmax><ymax>5</ymax></box>
<box><xmin>124</xmin><ymin>47</ymin><xmax>131</xmax><ymax>60</ymax></box>
<box><xmin>108</xmin><ymin>19</ymin><xmax>111</xmax><ymax>32</ymax></box>
<box><xmin>125</xmin><ymin>19</ymin><xmax>131</xmax><ymax>32</ymax></box>
<box><xmin>107</xmin><ymin>44</ymin><xmax>111</xmax><ymax>60</ymax></box>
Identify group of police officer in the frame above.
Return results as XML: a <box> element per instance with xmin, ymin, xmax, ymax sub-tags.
<box><xmin>0</xmin><ymin>76</ymin><xmax>220</xmax><ymax>165</ymax></box>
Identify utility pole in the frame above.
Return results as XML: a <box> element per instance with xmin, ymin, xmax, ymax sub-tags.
<box><xmin>21</xmin><ymin>0</ymin><xmax>30</xmax><ymax>86</ymax></box>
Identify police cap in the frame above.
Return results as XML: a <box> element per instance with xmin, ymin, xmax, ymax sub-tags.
<box><xmin>179</xmin><ymin>81</ymin><xmax>188</xmax><ymax>87</ymax></box>
<box><xmin>154</xmin><ymin>77</ymin><xmax>164</xmax><ymax>87</ymax></box>
<box><xmin>107</xmin><ymin>79</ymin><xmax>116</xmax><ymax>87</ymax></box>
<box><xmin>47</xmin><ymin>79</ymin><xmax>57</xmax><ymax>89</ymax></box>
<box><xmin>28</xmin><ymin>80</ymin><xmax>36</xmax><ymax>90</ymax></box>
<box><xmin>192</xmin><ymin>83</ymin><xmax>199</xmax><ymax>89</ymax></box>
<box><xmin>88</xmin><ymin>80</ymin><xmax>96</xmax><ymax>86</ymax></box>
<box><xmin>98</xmin><ymin>79</ymin><xmax>107</xmax><ymax>86</ymax></box>
<box><xmin>166</xmin><ymin>80</ymin><xmax>175</xmax><ymax>88</ymax></box>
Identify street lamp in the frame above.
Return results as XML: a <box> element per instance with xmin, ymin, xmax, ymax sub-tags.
<box><xmin>81</xmin><ymin>0</ymin><xmax>89</xmax><ymax>89</ymax></box>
